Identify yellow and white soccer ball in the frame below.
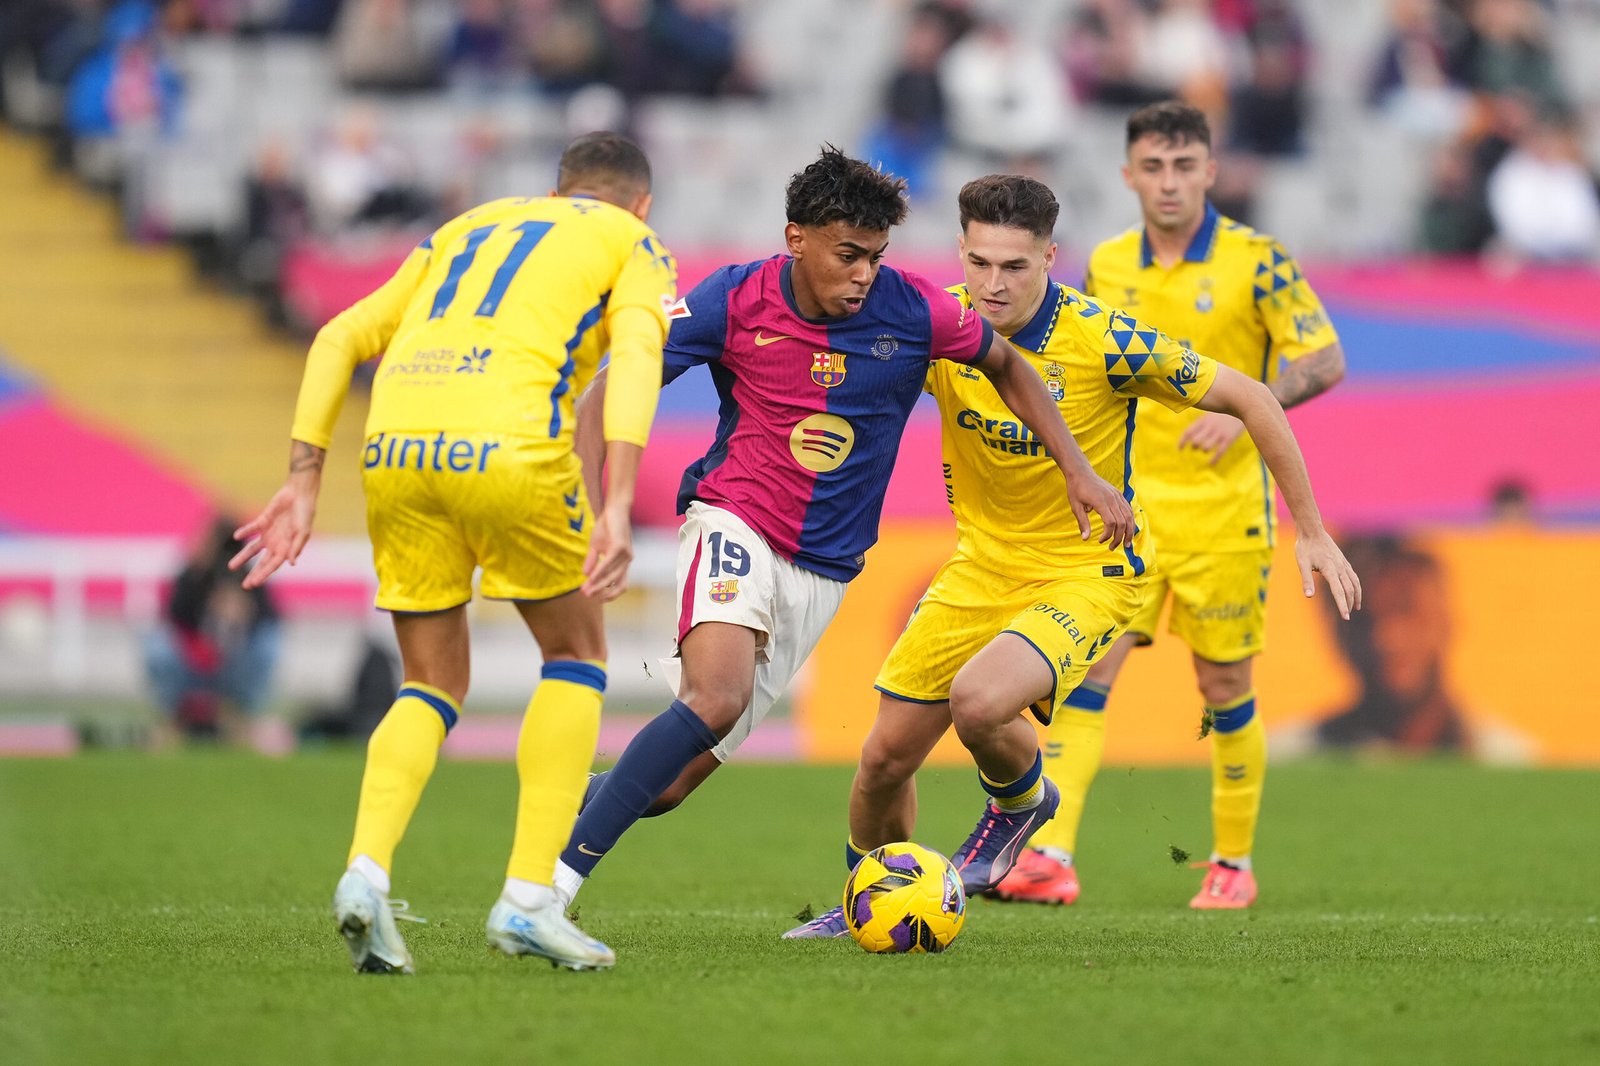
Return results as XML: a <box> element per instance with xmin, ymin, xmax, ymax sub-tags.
<box><xmin>842</xmin><ymin>842</ymin><xmax>966</xmax><ymax>954</ymax></box>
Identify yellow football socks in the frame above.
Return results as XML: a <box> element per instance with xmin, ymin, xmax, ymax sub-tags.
<box><xmin>1208</xmin><ymin>692</ymin><xmax>1265</xmax><ymax>863</ymax></box>
<box><xmin>1030</xmin><ymin>682</ymin><xmax>1109</xmax><ymax>856</ymax></box>
<box><xmin>346</xmin><ymin>683</ymin><xmax>457</xmax><ymax>874</ymax></box>
<box><xmin>505</xmin><ymin>661</ymin><xmax>606</xmax><ymax>885</ymax></box>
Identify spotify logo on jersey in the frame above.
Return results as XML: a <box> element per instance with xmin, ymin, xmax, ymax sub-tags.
<box><xmin>788</xmin><ymin>414</ymin><xmax>855</xmax><ymax>472</ymax></box>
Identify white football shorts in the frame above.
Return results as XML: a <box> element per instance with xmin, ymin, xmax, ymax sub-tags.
<box><xmin>658</xmin><ymin>502</ymin><xmax>847</xmax><ymax>761</ymax></box>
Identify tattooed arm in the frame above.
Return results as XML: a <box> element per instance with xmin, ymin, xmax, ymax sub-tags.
<box><xmin>1270</xmin><ymin>342</ymin><xmax>1346</xmax><ymax>410</ymax></box>
<box><xmin>229</xmin><ymin>439</ymin><xmax>326</xmax><ymax>587</ymax></box>
<box><xmin>1178</xmin><ymin>342</ymin><xmax>1346</xmax><ymax>464</ymax></box>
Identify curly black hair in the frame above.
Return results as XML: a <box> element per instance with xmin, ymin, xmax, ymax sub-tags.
<box><xmin>958</xmin><ymin>175</ymin><xmax>1059</xmax><ymax>238</ymax></box>
<box><xmin>785</xmin><ymin>145</ymin><xmax>908</xmax><ymax>231</ymax></box>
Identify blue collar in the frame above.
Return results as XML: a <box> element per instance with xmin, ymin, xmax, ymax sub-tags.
<box><xmin>1139</xmin><ymin>202</ymin><xmax>1219</xmax><ymax>269</ymax></box>
<box><xmin>1007</xmin><ymin>282</ymin><xmax>1065</xmax><ymax>353</ymax></box>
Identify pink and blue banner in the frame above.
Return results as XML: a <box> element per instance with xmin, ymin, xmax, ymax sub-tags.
<box><xmin>6</xmin><ymin>251</ymin><xmax>1596</xmax><ymax>538</ymax></box>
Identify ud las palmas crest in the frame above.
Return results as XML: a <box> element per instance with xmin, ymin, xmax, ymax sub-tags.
<box><xmin>811</xmin><ymin>351</ymin><xmax>847</xmax><ymax>388</ymax></box>
<box><xmin>1043</xmin><ymin>362</ymin><xmax>1066</xmax><ymax>402</ymax></box>
<box><xmin>709</xmin><ymin>579</ymin><xmax>740</xmax><ymax>604</ymax></box>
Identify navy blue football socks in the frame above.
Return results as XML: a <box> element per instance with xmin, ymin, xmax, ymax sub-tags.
<box><xmin>561</xmin><ymin>700</ymin><xmax>719</xmax><ymax>877</ymax></box>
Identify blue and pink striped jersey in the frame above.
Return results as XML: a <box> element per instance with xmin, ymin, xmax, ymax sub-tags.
<box><xmin>662</xmin><ymin>255</ymin><xmax>993</xmax><ymax>582</ymax></box>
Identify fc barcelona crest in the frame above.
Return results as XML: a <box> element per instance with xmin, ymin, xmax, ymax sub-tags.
<box><xmin>709</xmin><ymin>579</ymin><xmax>740</xmax><ymax>604</ymax></box>
<box><xmin>811</xmin><ymin>351</ymin><xmax>847</xmax><ymax>388</ymax></box>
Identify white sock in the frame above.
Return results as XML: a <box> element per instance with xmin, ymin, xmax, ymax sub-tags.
<box><xmin>502</xmin><ymin>877</ymin><xmax>558</xmax><ymax>911</ymax></box>
<box><xmin>553</xmin><ymin>859</ymin><xmax>585</xmax><ymax>908</ymax></box>
<box><xmin>1039</xmin><ymin>847</ymin><xmax>1073</xmax><ymax>867</ymax></box>
<box><xmin>348</xmin><ymin>854</ymin><xmax>390</xmax><ymax>895</ymax></box>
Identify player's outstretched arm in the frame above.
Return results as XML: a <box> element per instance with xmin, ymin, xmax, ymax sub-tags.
<box><xmin>974</xmin><ymin>333</ymin><xmax>1136</xmax><ymax>547</ymax></box>
<box><xmin>1179</xmin><ymin>341</ymin><xmax>1347</xmax><ymax>464</ymax></box>
<box><xmin>230</xmin><ymin>440</ymin><xmax>323</xmax><ymax>589</ymax></box>
<box><xmin>1196</xmin><ymin>365</ymin><xmax>1362</xmax><ymax>618</ymax></box>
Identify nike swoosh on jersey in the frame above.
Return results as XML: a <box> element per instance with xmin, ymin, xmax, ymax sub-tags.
<box><xmin>753</xmin><ymin>331</ymin><xmax>795</xmax><ymax>346</ymax></box>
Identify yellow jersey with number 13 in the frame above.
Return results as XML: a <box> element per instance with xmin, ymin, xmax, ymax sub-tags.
<box><xmin>1084</xmin><ymin>204</ymin><xmax>1337</xmax><ymax>552</ymax></box>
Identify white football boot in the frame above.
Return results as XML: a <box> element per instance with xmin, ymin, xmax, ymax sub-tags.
<box><xmin>486</xmin><ymin>898</ymin><xmax>615</xmax><ymax>971</ymax></box>
<box><xmin>332</xmin><ymin>868</ymin><xmax>419</xmax><ymax>975</ymax></box>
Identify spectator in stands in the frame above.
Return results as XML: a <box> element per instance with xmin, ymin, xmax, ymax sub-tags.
<box><xmin>1418</xmin><ymin>138</ymin><xmax>1495</xmax><ymax>254</ymax></box>
<box><xmin>234</xmin><ymin>136</ymin><xmax>311</xmax><ymax>327</ymax></box>
<box><xmin>940</xmin><ymin>16</ymin><xmax>1074</xmax><ymax>173</ymax></box>
<box><xmin>1368</xmin><ymin>0</ymin><xmax>1473</xmax><ymax>139</ymax></box>
<box><xmin>648</xmin><ymin>0</ymin><xmax>746</xmax><ymax>97</ymax></box>
<box><xmin>305</xmin><ymin>103</ymin><xmax>429</xmax><ymax>232</ymax></box>
<box><xmin>1486</xmin><ymin>107</ymin><xmax>1600</xmax><ymax>263</ymax></box>
<box><xmin>1460</xmin><ymin>0</ymin><xmax>1564</xmax><ymax>109</ymax></box>
<box><xmin>1226</xmin><ymin>0</ymin><xmax>1309</xmax><ymax>158</ymax></box>
<box><xmin>513</xmin><ymin>0</ymin><xmax>607</xmax><ymax>96</ymax></box>
<box><xmin>1063</xmin><ymin>0</ymin><xmax>1160</xmax><ymax>107</ymax></box>
<box><xmin>62</xmin><ymin>0</ymin><xmax>183</xmax><ymax>184</ymax></box>
<box><xmin>1487</xmin><ymin>476</ymin><xmax>1535</xmax><ymax>525</ymax></box>
<box><xmin>273</xmin><ymin>0</ymin><xmax>345</xmax><ymax>36</ymax></box>
<box><xmin>596</xmin><ymin>0</ymin><xmax>656</xmax><ymax>100</ymax></box>
<box><xmin>1132</xmin><ymin>0</ymin><xmax>1230</xmax><ymax>115</ymax></box>
<box><xmin>332</xmin><ymin>0</ymin><xmax>442</xmax><ymax>92</ymax></box>
<box><xmin>861</xmin><ymin>1</ymin><xmax>964</xmax><ymax>198</ymax></box>
<box><xmin>144</xmin><ymin>515</ymin><xmax>282</xmax><ymax>746</ymax></box>
<box><xmin>444</xmin><ymin>0</ymin><xmax>517</xmax><ymax>98</ymax></box>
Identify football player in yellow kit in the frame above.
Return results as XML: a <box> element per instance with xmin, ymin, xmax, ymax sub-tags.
<box><xmin>785</xmin><ymin>173</ymin><xmax>1358</xmax><ymax>938</ymax></box>
<box><xmin>998</xmin><ymin>101</ymin><xmax>1348</xmax><ymax>909</ymax></box>
<box><xmin>231</xmin><ymin>133</ymin><xmax>675</xmax><ymax>972</ymax></box>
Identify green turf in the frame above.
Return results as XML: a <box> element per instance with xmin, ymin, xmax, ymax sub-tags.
<box><xmin>2</xmin><ymin>754</ymin><xmax>1596</xmax><ymax>1066</ymax></box>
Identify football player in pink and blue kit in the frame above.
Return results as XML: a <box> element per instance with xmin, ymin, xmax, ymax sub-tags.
<box><xmin>553</xmin><ymin>148</ymin><xmax>1135</xmax><ymax>920</ymax></box>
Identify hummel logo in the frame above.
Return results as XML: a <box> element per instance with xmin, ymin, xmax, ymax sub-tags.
<box><xmin>753</xmin><ymin>331</ymin><xmax>794</xmax><ymax>346</ymax></box>
<box><xmin>568</xmin><ymin>515</ymin><xmax>584</xmax><ymax>533</ymax></box>
<box><xmin>576</xmin><ymin>843</ymin><xmax>604</xmax><ymax>857</ymax></box>
<box><xmin>563</xmin><ymin>489</ymin><xmax>580</xmax><ymax>508</ymax></box>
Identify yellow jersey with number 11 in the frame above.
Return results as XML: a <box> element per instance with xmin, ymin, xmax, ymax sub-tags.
<box><xmin>290</xmin><ymin>195</ymin><xmax>676</xmax><ymax>455</ymax></box>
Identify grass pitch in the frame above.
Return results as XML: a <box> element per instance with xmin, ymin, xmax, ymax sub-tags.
<box><xmin>2</xmin><ymin>752</ymin><xmax>1596</xmax><ymax>1066</ymax></box>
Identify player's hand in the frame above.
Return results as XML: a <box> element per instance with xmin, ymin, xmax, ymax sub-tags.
<box><xmin>1294</xmin><ymin>529</ymin><xmax>1362</xmax><ymax>620</ymax></box>
<box><xmin>229</xmin><ymin>482</ymin><xmax>317</xmax><ymax>589</ymax></box>
<box><xmin>582</xmin><ymin>504</ymin><xmax>634</xmax><ymax>602</ymax></box>
<box><xmin>1178</xmin><ymin>412</ymin><xmax>1246</xmax><ymax>465</ymax></box>
<box><xmin>1065</xmin><ymin>470</ymin><xmax>1136</xmax><ymax>548</ymax></box>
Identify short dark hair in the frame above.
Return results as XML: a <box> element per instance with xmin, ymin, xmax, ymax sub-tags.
<box><xmin>785</xmin><ymin>145</ymin><xmax>908</xmax><ymax>232</ymax></box>
<box><xmin>958</xmin><ymin>175</ymin><xmax>1059</xmax><ymax>239</ymax></box>
<box><xmin>1126</xmin><ymin>101</ymin><xmax>1212</xmax><ymax>151</ymax></box>
<box><xmin>557</xmin><ymin>131</ymin><xmax>652</xmax><ymax>201</ymax></box>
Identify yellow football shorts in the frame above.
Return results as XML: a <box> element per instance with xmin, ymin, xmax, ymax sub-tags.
<box><xmin>1128</xmin><ymin>547</ymin><xmax>1273</xmax><ymax>663</ymax></box>
<box><xmin>875</xmin><ymin>552</ymin><xmax>1145</xmax><ymax>724</ymax></box>
<box><xmin>361</xmin><ymin>432</ymin><xmax>591</xmax><ymax>612</ymax></box>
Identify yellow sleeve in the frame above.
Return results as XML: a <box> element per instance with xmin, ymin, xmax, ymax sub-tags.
<box><xmin>290</xmin><ymin>244</ymin><xmax>431</xmax><ymax>449</ymax></box>
<box><xmin>1104</xmin><ymin>309</ymin><xmax>1218</xmax><ymax>412</ymax></box>
<box><xmin>599</xmin><ymin>232</ymin><xmax>675</xmax><ymax>447</ymax></box>
<box><xmin>1254</xmin><ymin>240</ymin><xmax>1339</xmax><ymax>362</ymax></box>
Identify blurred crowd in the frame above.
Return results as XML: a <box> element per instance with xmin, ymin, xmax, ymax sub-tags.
<box><xmin>0</xmin><ymin>0</ymin><xmax>754</xmax><ymax>325</ymax></box>
<box><xmin>870</xmin><ymin>0</ymin><xmax>1600</xmax><ymax>262</ymax></box>
<box><xmin>1</xmin><ymin>0</ymin><xmax>1596</xmax><ymax>332</ymax></box>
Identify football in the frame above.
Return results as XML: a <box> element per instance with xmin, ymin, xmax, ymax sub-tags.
<box><xmin>842</xmin><ymin>842</ymin><xmax>967</xmax><ymax>954</ymax></box>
